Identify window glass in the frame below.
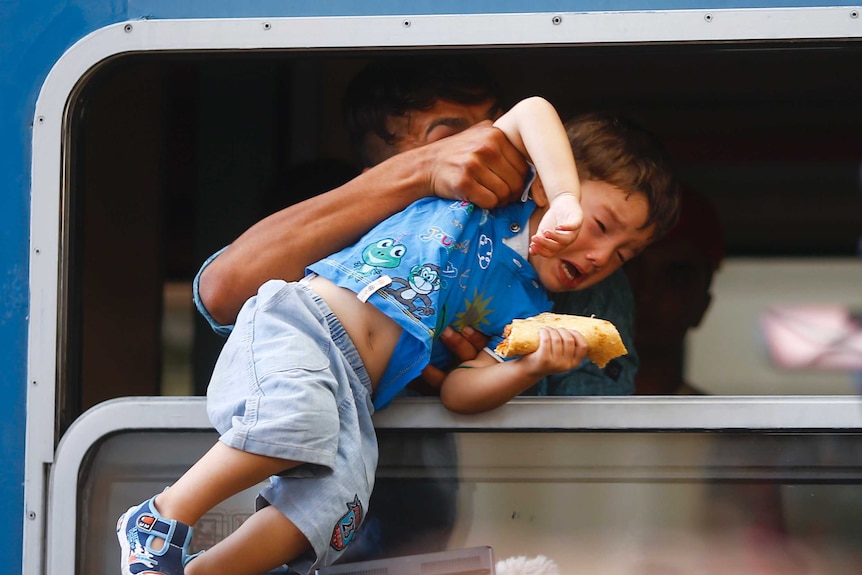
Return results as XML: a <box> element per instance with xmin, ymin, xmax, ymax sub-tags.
<box><xmin>79</xmin><ymin>429</ymin><xmax>862</xmax><ymax>574</ymax></box>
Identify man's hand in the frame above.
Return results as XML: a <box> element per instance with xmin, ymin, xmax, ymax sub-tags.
<box><xmin>413</xmin><ymin>326</ymin><xmax>491</xmax><ymax>394</ymax></box>
<box><xmin>198</xmin><ymin>120</ymin><xmax>528</xmax><ymax>329</ymax></box>
<box><xmin>424</xmin><ymin>121</ymin><xmax>530</xmax><ymax>209</ymax></box>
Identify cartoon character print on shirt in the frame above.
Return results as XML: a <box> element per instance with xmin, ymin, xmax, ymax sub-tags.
<box><xmin>354</xmin><ymin>238</ymin><xmax>406</xmax><ymax>278</ymax></box>
<box><xmin>476</xmin><ymin>233</ymin><xmax>493</xmax><ymax>270</ymax></box>
<box><xmin>378</xmin><ymin>220</ymin><xmax>464</xmax><ymax>322</ymax></box>
<box><xmin>382</xmin><ymin>263</ymin><xmax>442</xmax><ymax>317</ymax></box>
<box><xmin>330</xmin><ymin>494</ymin><xmax>364</xmax><ymax>551</ymax></box>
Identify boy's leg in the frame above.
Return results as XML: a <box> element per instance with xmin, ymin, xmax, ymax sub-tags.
<box><xmin>118</xmin><ymin>441</ymin><xmax>300</xmax><ymax>575</ymax></box>
<box><xmin>185</xmin><ymin>504</ymin><xmax>311</xmax><ymax>575</ymax></box>
<box><xmin>155</xmin><ymin>441</ymin><xmax>299</xmax><ymax>526</ymax></box>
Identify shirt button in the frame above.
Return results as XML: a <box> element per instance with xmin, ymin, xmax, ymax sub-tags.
<box><xmin>510</xmin><ymin>223</ymin><xmax>521</xmax><ymax>233</ymax></box>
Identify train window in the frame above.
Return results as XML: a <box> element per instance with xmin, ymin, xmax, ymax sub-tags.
<box><xmin>30</xmin><ymin>13</ymin><xmax>862</xmax><ymax>575</ymax></box>
<box><xmin>57</xmin><ymin>30</ymin><xmax>862</xmax><ymax>431</ymax></box>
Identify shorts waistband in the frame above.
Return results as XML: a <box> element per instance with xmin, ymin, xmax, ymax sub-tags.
<box><xmin>297</xmin><ymin>279</ymin><xmax>373</xmax><ymax>396</ymax></box>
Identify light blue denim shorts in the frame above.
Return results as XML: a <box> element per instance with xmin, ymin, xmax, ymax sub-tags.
<box><xmin>206</xmin><ymin>279</ymin><xmax>378</xmax><ymax>574</ymax></box>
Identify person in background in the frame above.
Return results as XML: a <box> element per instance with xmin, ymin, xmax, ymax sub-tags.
<box><xmin>195</xmin><ymin>56</ymin><xmax>525</xmax><ymax>332</ymax></box>
<box><xmin>624</xmin><ymin>187</ymin><xmax>724</xmax><ymax>395</ymax></box>
<box><xmin>624</xmin><ymin>192</ymin><xmax>820</xmax><ymax>573</ymax></box>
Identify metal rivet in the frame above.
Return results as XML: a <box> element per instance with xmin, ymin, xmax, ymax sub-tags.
<box><xmin>509</xmin><ymin>223</ymin><xmax>521</xmax><ymax>233</ymax></box>
<box><xmin>124</xmin><ymin>23</ymin><xmax>133</xmax><ymax>33</ymax></box>
<box><xmin>37</xmin><ymin>116</ymin><xmax>44</xmax><ymax>124</ymax></box>
<box><xmin>851</xmin><ymin>10</ymin><xmax>859</xmax><ymax>19</ymax></box>
<box><xmin>402</xmin><ymin>20</ymin><xmax>411</xmax><ymax>28</ymax></box>
<box><xmin>34</xmin><ymin>248</ymin><xmax>40</xmax><ymax>254</ymax></box>
<box><xmin>704</xmin><ymin>13</ymin><xmax>713</xmax><ymax>22</ymax></box>
<box><xmin>263</xmin><ymin>22</ymin><xmax>271</xmax><ymax>30</ymax></box>
<box><xmin>28</xmin><ymin>511</ymin><xmax>36</xmax><ymax>520</ymax></box>
<box><xmin>552</xmin><ymin>15</ymin><xmax>562</xmax><ymax>25</ymax></box>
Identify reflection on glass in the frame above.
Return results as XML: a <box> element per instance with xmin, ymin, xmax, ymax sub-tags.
<box><xmin>79</xmin><ymin>430</ymin><xmax>862</xmax><ymax>574</ymax></box>
<box><xmin>760</xmin><ymin>304</ymin><xmax>862</xmax><ymax>372</ymax></box>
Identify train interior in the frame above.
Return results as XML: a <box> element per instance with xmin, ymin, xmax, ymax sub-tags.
<box><xmin>57</xmin><ymin>36</ymin><xmax>862</xmax><ymax>574</ymax></box>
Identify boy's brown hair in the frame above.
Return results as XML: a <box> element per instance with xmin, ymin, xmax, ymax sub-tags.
<box><xmin>565</xmin><ymin>112</ymin><xmax>680</xmax><ymax>239</ymax></box>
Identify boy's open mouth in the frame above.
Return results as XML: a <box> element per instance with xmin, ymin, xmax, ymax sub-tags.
<box><xmin>560</xmin><ymin>260</ymin><xmax>584</xmax><ymax>288</ymax></box>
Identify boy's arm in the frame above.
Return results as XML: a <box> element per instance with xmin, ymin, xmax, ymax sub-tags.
<box><xmin>492</xmin><ymin>97</ymin><xmax>580</xmax><ymax>205</ymax></box>
<box><xmin>198</xmin><ymin>121</ymin><xmax>529</xmax><ymax>326</ymax></box>
<box><xmin>492</xmin><ymin>97</ymin><xmax>583</xmax><ymax>254</ymax></box>
<box><xmin>439</xmin><ymin>327</ymin><xmax>588</xmax><ymax>414</ymax></box>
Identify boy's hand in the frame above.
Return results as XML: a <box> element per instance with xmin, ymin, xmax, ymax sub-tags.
<box><xmin>529</xmin><ymin>192</ymin><xmax>583</xmax><ymax>257</ymax></box>
<box><xmin>519</xmin><ymin>327</ymin><xmax>588</xmax><ymax>377</ymax></box>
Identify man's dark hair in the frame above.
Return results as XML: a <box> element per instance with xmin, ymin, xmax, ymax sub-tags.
<box><xmin>343</xmin><ymin>56</ymin><xmax>503</xmax><ymax>167</ymax></box>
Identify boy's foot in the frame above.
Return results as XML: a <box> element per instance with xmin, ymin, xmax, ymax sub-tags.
<box><xmin>116</xmin><ymin>495</ymin><xmax>197</xmax><ymax>575</ymax></box>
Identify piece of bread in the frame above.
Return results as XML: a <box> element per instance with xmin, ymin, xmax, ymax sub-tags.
<box><xmin>494</xmin><ymin>312</ymin><xmax>627</xmax><ymax>368</ymax></box>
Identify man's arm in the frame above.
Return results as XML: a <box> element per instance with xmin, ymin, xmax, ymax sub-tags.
<box><xmin>198</xmin><ymin>121</ymin><xmax>529</xmax><ymax>326</ymax></box>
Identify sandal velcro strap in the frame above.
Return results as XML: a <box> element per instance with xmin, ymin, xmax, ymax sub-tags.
<box><xmin>138</xmin><ymin>513</ymin><xmax>191</xmax><ymax>549</ymax></box>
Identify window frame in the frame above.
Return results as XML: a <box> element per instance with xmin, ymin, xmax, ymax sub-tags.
<box><xmin>26</xmin><ymin>9</ymin><xmax>862</xmax><ymax>575</ymax></box>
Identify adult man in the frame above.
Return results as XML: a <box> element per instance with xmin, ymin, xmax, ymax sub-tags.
<box><xmin>192</xmin><ymin>56</ymin><xmax>643</xmax><ymax>563</ymax></box>
<box><xmin>197</xmin><ymin>57</ymin><xmax>520</xmax><ymax>329</ymax></box>
<box><xmin>196</xmin><ymin>56</ymin><xmax>638</xmax><ymax>395</ymax></box>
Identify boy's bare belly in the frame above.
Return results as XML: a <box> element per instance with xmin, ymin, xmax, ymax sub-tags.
<box><xmin>305</xmin><ymin>275</ymin><xmax>403</xmax><ymax>387</ymax></box>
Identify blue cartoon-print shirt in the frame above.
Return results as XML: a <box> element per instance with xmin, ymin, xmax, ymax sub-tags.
<box><xmin>308</xmin><ymin>197</ymin><xmax>553</xmax><ymax>409</ymax></box>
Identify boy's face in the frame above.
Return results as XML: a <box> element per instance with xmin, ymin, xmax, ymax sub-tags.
<box><xmin>530</xmin><ymin>180</ymin><xmax>655</xmax><ymax>292</ymax></box>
